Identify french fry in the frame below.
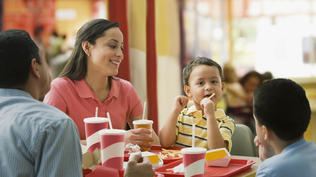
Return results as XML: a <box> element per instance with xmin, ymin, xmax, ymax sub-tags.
<box><xmin>158</xmin><ymin>149</ymin><xmax>182</xmax><ymax>159</ymax></box>
<box><xmin>209</xmin><ymin>93</ymin><xmax>215</xmax><ymax>99</ymax></box>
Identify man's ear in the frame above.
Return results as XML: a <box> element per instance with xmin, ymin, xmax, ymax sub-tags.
<box><xmin>30</xmin><ymin>58</ymin><xmax>40</xmax><ymax>78</ymax></box>
<box><xmin>184</xmin><ymin>85</ymin><xmax>192</xmax><ymax>98</ymax></box>
<box><xmin>82</xmin><ymin>41</ymin><xmax>91</xmax><ymax>56</ymax></box>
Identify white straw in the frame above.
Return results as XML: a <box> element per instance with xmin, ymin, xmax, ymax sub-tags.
<box><xmin>192</xmin><ymin>124</ymin><xmax>195</xmax><ymax>148</ymax></box>
<box><xmin>106</xmin><ymin>112</ymin><xmax>113</xmax><ymax>129</ymax></box>
<box><xmin>95</xmin><ymin>107</ymin><xmax>98</xmax><ymax>117</ymax></box>
<box><xmin>142</xmin><ymin>101</ymin><xmax>146</xmax><ymax>120</ymax></box>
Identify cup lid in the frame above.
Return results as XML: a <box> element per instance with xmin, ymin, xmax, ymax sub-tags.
<box><xmin>83</xmin><ymin>117</ymin><xmax>109</xmax><ymax>123</ymax></box>
<box><xmin>132</xmin><ymin>119</ymin><xmax>153</xmax><ymax>124</ymax></box>
<box><xmin>181</xmin><ymin>147</ymin><xmax>207</xmax><ymax>154</ymax></box>
<box><xmin>99</xmin><ymin>129</ymin><xmax>126</xmax><ymax>135</ymax></box>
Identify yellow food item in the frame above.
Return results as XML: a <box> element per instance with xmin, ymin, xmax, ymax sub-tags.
<box><xmin>158</xmin><ymin>149</ymin><xmax>182</xmax><ymax>159</ymax></box>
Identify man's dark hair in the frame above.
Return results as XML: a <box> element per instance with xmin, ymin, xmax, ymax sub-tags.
<box><xmin>253</xmin><ymin>78</ymin><xmax>311</xmax><ymax>141</ymax></box>
<box><xmin>0</xmin><ymin>29</ymin><xmax>40</xmax><ymax>88</ymax></box>
<box><xmin>183</xmin><ymin>56</ymin><xmax>224</xmax><ymax>86</ymax></box>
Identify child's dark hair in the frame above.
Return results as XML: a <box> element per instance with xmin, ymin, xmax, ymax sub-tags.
<box><xmin>253</xmin><ymin>79</ymin><xmax>311</xmax><ymax>141</ymax></box>
<box><xmin>183</xmin><ymin>57</ymin><xmax>224</xmax><ymax>86</ymax></box>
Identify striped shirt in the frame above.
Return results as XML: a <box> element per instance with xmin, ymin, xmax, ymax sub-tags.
<box><xmin>0</xmin><ymin>89</ymin><xmax>82</xmax><ymax>177</ymax></box>
<box><xmin>175</xmin><ymin>106</ymin><xmax>235</xmax><ymax>151</ymax></box>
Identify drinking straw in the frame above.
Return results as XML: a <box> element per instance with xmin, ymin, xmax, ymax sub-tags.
<box><xmin>106</xmin><ymin>112</ymin><xmax>113</xmax><ymax>129</ymax></box>
<box><xmin>142</xmin><ymin>101</ymin><xmax>146</xmax><ymax>120</ymax></box>
<box><xmin>192</xmin><ymin>124</ymin><xmax>195</xmax><ymax>148</ymax></box>
<box><xmin>95</xmin><ymin>107</ymin><xmax>98</xmax><ymax>117</ymax></box>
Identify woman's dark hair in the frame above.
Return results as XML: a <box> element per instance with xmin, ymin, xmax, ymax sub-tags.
<box><xmin>0</xmin><ymin>29</ymin><xmax>40</xmax><ymax>88</ymax></box>
<box><xmin>59</xmin><ymin>19</ymin><xmax>119</xmax><ymax>80</ymax></box>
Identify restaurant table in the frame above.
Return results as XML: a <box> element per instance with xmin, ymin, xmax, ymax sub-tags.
<box><xmin>229</xmin><ymin>155</ymin><xmax>261</xmax><ymax>177</ymax></box>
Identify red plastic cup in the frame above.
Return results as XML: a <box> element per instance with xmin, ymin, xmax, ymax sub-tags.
<box><xmin>99</xmin><ymin>129</ymin><xmax>126</xmax><ymax>170</ymax></box>
<box><xmin>84</xmin><ymin>117</ymin><xmax>109</xmax><ymax>153</ymax></box>
<box><xmin>181</xmin><ymin>147</ymin><xmax>207</xmax><ymax>177</ymax></box>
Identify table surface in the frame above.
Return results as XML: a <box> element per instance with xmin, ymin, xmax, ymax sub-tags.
<box><xmin>230</xmin><ymin>155</ymin><xmax>261</xmax><ymax>177</ymax></box>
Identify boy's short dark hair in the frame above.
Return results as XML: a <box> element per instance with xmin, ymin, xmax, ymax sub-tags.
<box><xmin>253</xmin><ymin>79</ymin><xmax>311</xmax><ymax>141</ymax></box>
<box><xmin>183</xmin><ymin>57</ymin><xmax>224</xmax><ymax>86</ymax></box>
<box><xmin>0</xmin><ymin>29</ymin><xmax>40</xmax><ymax>88</ymax></box>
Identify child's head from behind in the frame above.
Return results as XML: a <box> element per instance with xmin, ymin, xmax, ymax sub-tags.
<box><xmin>253</xmin><ymin>79</ymin><xmax>311</xmax><ymax>141</ymax></box>
<box><xmin>183</xmin><ymin>57</ymin><xmax>225</xmax><ymax>110</ymax></box>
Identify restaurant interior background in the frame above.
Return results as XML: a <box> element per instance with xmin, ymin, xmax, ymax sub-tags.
<box><xmin>1</xmin><ymin>0</ymin><xmax>315</xmax><ymax>144</ymax></box>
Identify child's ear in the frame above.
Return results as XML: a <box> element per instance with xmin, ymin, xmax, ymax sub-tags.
<box><xmin>262</xmin><ymin>125</ymin><xmax>272</xmax><ymax>140</ymax></box>
<box><xmin>221</xmin><ymin>82</ymin><xmax>226</xmax><ymax>93</ymax></box>
<box><xmin>184</xmin><ymin>85</ymin><xmax>192</xmax><ymax>98</ymax></box>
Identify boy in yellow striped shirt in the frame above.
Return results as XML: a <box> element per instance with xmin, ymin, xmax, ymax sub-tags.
<box><xmin>159</xmin><ymin>57</ymin><xmax>235</xmax><ymax>151</ymax></box>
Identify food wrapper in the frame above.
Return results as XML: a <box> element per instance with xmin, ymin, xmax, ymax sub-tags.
<box><xmin>129</xmin><ymin>152</ymin><xmax>163</xmax><ymax>169</ymax></box>
<box><xmin>124</xmin><ymin>143</ymin><xmax>141</xmax><ymax>154</ymax></box>
<box><xmin>82</xmin><ymin>147</ymin><xmax>102</xmax><ymax>169</ymax></box>
<box><xmin>172</xmin><ymin>163</ymin><xmax>185</xmax><ymax>173</ymax></box>
<box><xmin>205</xmin><ymin>148</ymin><xmax>231</xmax><ymax>167</ymax></box>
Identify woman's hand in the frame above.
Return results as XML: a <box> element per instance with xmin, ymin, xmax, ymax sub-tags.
<box><xmin>125</xmin><ymin>128</ymin><xmax>154</xmax><ymax>150</ymax></box>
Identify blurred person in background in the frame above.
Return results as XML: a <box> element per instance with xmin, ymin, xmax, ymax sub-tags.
<box><xmin>223</xmin><ymin>63</ymin><xmax>253</xmax><ymax>130</ymax></box>
<box><xmin>238</xmin><ymin>70</ymin><xmax>263</xmax><ymax>134</ymax></box>
<box><xmin>262</xmin><ymin>71</ymin><xmax>274</xmax><ymax>82</ymax></box>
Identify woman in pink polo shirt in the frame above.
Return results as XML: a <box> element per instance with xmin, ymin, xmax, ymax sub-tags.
<box><xmin>44</xmin><ymin>19</ymin><xmax>154</xmax><ymax>149</ymax></box>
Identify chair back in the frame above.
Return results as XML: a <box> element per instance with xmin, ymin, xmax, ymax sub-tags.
<box><xmin>231</xmin><ymin>124</ymin><xmax>257</xmax><ymax>156</ymax></box>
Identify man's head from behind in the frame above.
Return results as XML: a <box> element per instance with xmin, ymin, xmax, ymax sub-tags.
<box><xmin>253</xmin><ymin>78</ymin><xmax>311</xmax><ymax>141</ymax></box>
<box><xmin>0</xmin><ymin>29</ymin><xmax>51</xmax><ymax>99</ymax></box>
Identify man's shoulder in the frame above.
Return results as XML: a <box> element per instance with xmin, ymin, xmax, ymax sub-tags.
<box><xmin>11</xmin><ymin>97</ymin><xmax>70</xmax><ymax>122</ymax></box>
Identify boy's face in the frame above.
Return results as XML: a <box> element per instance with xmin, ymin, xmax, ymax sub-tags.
<box><xmin>184</xmin><ymin>65</ymin><xmax>225</xmax><ymax>110</ymax></box>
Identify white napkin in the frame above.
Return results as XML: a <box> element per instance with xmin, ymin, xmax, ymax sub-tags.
<box><xmin>172</xmin><ymin>163</ymin><xmax>184</xmax><ymax>173</ymax></box>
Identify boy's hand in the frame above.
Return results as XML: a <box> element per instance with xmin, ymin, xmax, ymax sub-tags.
<box><xmin>200</xmin><ymin>97</ymin><xmax>215</xmax><ymax>118</ymax></box>
<box><xmin>254</xmin><ymin>136</ymin><xmax>275</xmax><ymax>162</ymax></box>
<box><xmin>173</xmin><ymin>96</ymin><xmax>188</xmax><ymax>113</ymax></box>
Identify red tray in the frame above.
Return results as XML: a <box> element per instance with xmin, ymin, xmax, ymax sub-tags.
<box><xmin>124</xmin><ymin>145</ymin><xmax>183</xmax><ymax>164</ymax></box>
<box><xmin>154</xmin><ymin>158</ymin><xmax>256</xmax><ymax>177</ymax></box>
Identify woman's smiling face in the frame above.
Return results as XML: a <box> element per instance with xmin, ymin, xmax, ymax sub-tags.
<box><xmin>88</xmin><ymin>27</ymin><xmax>124</xmax><ymax>77</ymax></box>
<box><xmin>185</xmin><ymin>65</ymin><xmax>225</xmax><ymax>110</ymax></box>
